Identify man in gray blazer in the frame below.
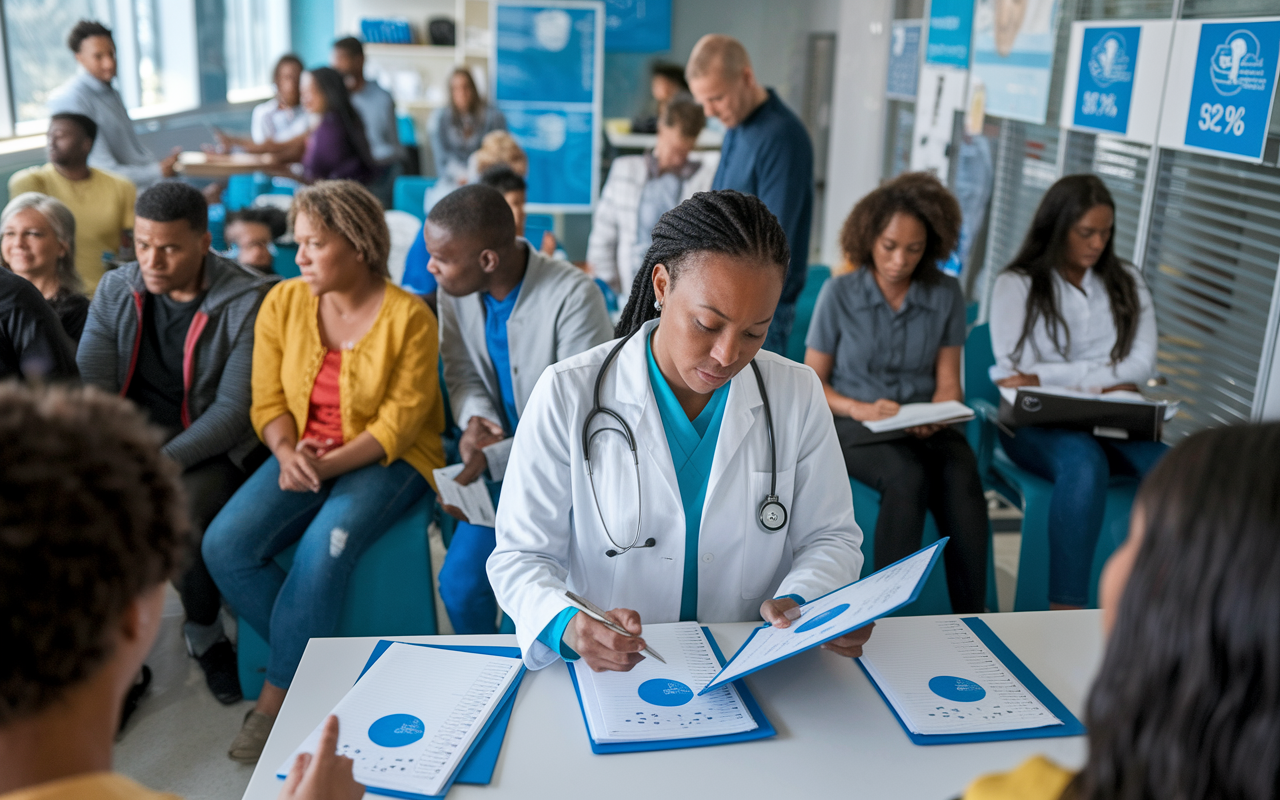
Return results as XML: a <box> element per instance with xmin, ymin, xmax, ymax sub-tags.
<box><xmin>426</xmin><ymin>185</ymin><xmax>613</xmax><ymax>634</ymax></box>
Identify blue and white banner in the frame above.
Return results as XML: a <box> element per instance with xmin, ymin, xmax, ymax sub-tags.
<box><xmin>1159</xmin><ymin>17</ymin><xmax>1280</xmax><ymax>164</ymax></box>
<box><xmin>968</xmin><ymin>0</ymin><xmax>1060</xmax><ymax>124</ymax></box>
<box><xmin>887</xmin><ymin>21</ymin><xmax>923</xmax><ymax>100</ymax></box>
<box><xmin>1061</xmin><ymin>20</ymin><xmax>1172</xmax><ymax>144</ymax></box>
<box><xmin>925</xmin><ymin>0</ymin><xmax>975</xmax><ymax>68</ymax></box>
<box><xmin>494</xmin><ymin>1</ymin><xmax>604</xmax><ymax>210</ymax></box>
<box><xmin>603</xmin><ymin>0</ymin><xmax>670</xmax><ymax>52</ymax></box>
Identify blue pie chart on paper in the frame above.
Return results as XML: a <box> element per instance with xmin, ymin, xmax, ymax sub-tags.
<box><xmin>368</xmin><ymin>714</ymin><xmax>426</xmax><ymax>747</ymax></box>
<box><xmin>638</xmin><ymin>679</ymin><xmax>694</xmax><ymax>707</ymax></box>
<box><xmin>929</xmin><ymin>676</ymin><xmax>986</xmax><ymax>702</ymax></box>
<box><xmin>795</xmin><ymin>603</ymin><xmax>850</xmax><ymax>633</ymax></box>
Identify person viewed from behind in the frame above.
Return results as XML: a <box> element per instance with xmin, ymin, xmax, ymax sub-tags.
<box><xmin>988</xmin><ymin>174</ymin><xmax>1164</xmax><ymax>610</ymax></box>
<box><xmin>47</xmin><ymin>20</ymin><xmax>179</xmax><ymax>190</ymax></box>
<box><xmin>0</xmin><ymin>382</ymin><xmax>364</xmax><ymax>800</ymax></box>
<box><xmin>806</xmin><ymin>173</ymin><xmax>988</xmax><ymax>613</ymax></box>
<box><xmin>963</xmin><ymin>421</ymin><xmax>1280</xmax><ymax>800</ymax></box>
<box><xmin>77</xmin><ymin>181</ymin><xmax>277</xmax><ymax>707</ymax></box>
<box><xmin>588</xmin><ymin>93</ymin><xmax>716</xmax><ymax>298</ymax></box>
<box><xmin>426</xmin><ymin>184</ymin><xmax>612</xmax><ymax>634</ymax></box>
<box><xmin>295</xmin><ymin>67</ymin><xmax>376</xmax><ymax>186</ymax></box>
<box><xmin>9</xmin><ymin>113</ymin><xmax>135</xmax><ymax>293</ymax></box>
<box><xmin>203</xmin><ymin>180</ymin><xmax>446</xmax><ymax>764</ymax></box>
<box><xmin>429</xmin><ymin>67</ymin><xmax>506</xmax><ymax>192</ymax></box>
<box><xmin>0</xmin><ymin>268</ymin><xmax>78</xmax><ymax>382</ymax></box>
<box><xmin>331</xmin><ymin>37</ymin><xmax>403</xmax><ymax>207</ymax></box>
<box><xmin>686</xmin><ymin>34</ymin><xmax>814</xmax><ymax>355</ymax></box>
<box><xmin>0</xmin><ymin>194</ymin><xmax>90</xmax><ymax>344</ymax></box>
<box><xmin>225</xmin><ymin>207</ymin><xmax>288</xmax><ymax>274</ymax></box>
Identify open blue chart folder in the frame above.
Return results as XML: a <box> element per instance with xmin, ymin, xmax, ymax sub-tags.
<box><xmin>567</xmin><ymin>626</ymin><xmax>776</xmax><ymax>755</ymax></box>
<box><xmin>857</xmin><ymin>617</ymin><xmax>1086</xmax><ymax>746</ymax></box>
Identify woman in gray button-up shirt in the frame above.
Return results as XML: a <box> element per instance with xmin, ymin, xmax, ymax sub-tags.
<box><xmin>805</xmin><ymin>173</ymin><xmax>988</xmax><ymax>613</ymax></box>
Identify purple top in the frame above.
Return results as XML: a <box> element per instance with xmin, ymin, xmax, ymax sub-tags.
<box><xmin>302</xmin><ymin>112</ymin><xmax>373</xmax><ymax>184</ymax></box>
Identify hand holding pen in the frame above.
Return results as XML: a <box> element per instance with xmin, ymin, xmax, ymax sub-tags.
<box><xmin>562</xmin><ymin>591</ymin><xmax>666</xmax><ymax>672</ymax></box>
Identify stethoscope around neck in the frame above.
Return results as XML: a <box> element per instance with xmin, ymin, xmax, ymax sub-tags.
<box><xmin>582</xmin><ymin>324</ymin><xmax>787</xmax><ymax>558</ymax></box>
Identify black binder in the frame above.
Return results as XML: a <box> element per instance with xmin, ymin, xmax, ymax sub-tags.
<box><xmin>999</xmin><ymin>388</ymin><xmax>1166</xmax><ymax>441</ymax></box>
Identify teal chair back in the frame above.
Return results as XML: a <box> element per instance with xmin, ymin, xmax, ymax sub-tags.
<box><xmin>272</xmin><ymin>244</ymin><xmax>300</xmax><ymax>279</ymax></box>
<box><xmin>785</xmin><ymin>264</ymin><xmax>831</xmax><ymax>362</ymax></box>
<box><xmin>393</xmin><ymin>176</ymin><xmax>438</xmax><ymax>221</ymax></box>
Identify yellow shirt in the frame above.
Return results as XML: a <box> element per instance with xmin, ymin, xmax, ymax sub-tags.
<box><xmin>252</xmin><ymin>278</ymin><xmax>446</xmax><ymax>489</ymax></box>
<box><xmin>8</xmin><ymin>164</ymin><xmax>135</xmax><ymax>294</ymax></box>
<box><xmin>963</xmin><ymin>756</ymin><xmax>1075</xmax><ymax>800</ymax></box>
<box><xmin>0</xmin><ymin>772</ymin><xmax>179</xmax><ymax>800</ymax></box>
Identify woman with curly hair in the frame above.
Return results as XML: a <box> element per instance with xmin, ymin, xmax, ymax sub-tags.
<box><xmin>804</xmin><ymin>172</ymin><xmax>988</xmax><ymax>612</ymax></box>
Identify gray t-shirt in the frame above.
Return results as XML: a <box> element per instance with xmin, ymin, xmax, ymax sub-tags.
<box><xmin>350</xmin><ymin>82</ymin><xmax>403</xmax><ymax>164</ymax></box>
<box><xmin>806</xmin><ymin>267</ymin><xmax>966</xmax><ymax>404</ymax></box>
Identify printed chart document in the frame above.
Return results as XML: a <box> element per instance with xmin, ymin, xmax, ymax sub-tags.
<box><xmin>858</xmin><ymin>617</ymin><xmax>1062</xmax><ymax>735</ymax></box>
<box><xmin>701</xmin><ymin>541</ymin><xmax>944</xmax><ymax>694</ymax></box>
<box><xmin>432</xmin><ymin>464</ymin><xmax>496</xmax><ymax>527</ymax></box>
<box><xmin>278</xmin><ymin>643</ymin><xmax>521</xmax><ymax>798</ymax></box>
<box><xmin>863</xmin><ymin>400</ymin><xmax>976</xmax><ymax>433</ymax></box>
<box><xmin>572</xmin><ymin>622</ymin><xmax>758</xmax><ymax>743</ymax></box>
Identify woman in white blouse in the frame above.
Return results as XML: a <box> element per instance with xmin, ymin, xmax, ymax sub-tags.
<box><xmin>988</xmin><ymin>174</ymin><xmax>1166</xmax><ymax>610</ymax></box>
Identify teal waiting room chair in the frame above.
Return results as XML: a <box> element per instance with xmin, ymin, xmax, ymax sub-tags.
<box><xmin>392</xmin><ymin>176</ymin><xmax>438</xmax><ymax>222</ymax></box>
<box><xmin>785</xmin><ymin>265</ymin><xmax>832</xmax><ymax>363</ymax></box>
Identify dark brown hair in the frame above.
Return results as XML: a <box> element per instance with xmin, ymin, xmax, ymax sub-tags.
<box><xmin>290</xmin><ymin>180</ymin><xmax>391</xmax><ymax>278</ymax></box>
<box><xmin>839</xmin><ymin>171</ymin><xmax>961</xmax><ymax>285</ymax></box>
<box><xmin>660</xmin><ymin>92</ymin><xmax>705</xmax><ymax>139</ymax></box>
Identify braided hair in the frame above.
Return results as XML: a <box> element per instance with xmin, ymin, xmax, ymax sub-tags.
<box><xmin>615</xmin><ymin>190</ymin><xmax>790</xmax><ymax>338</ymax></box>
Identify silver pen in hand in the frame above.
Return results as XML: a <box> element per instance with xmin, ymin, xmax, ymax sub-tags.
<box><xmin>564</xmin><ymin>590</ymin><xmax>666</xmax><ymax>664</ymax></box>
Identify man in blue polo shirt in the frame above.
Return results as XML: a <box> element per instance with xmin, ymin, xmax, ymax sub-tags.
<box><xmin>687</xmin><ymin>34</ymin><xmax>814</xmax><ymax>356</ymax></box>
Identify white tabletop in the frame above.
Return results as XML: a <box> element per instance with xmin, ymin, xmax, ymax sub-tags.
<box><xmin>244</xmin><ymin>610</ymin><xmax>1102</xmax><ymax>800</ymax></box>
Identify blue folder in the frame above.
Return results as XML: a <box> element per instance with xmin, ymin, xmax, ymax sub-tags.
<box><xmin>278</xmin><ymin>640</ymin><xmax>526</xmax><ymax>799</ymax></box>
<box><xmin>567</xmin><ymin>626</ymin><xmax>776</xmax><ymax>755</ymax></box>
<box><xmin>857</xmin><ymin>617</ymin><xmax>1087</xmax><ymax>746</ymax></box>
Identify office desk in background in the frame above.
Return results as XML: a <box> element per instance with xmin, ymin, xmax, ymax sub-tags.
<box><xmin>243</xmin><ymin>611</ymin><xmax>1103</xmax><ymax>800</ymax></box>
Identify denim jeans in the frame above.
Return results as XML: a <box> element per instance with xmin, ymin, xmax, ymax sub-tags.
<box><xmin>762</xmin><ymin>301</ymin><xmax>797</xmax><ymax>357</ymax></box>
<box><xmin>203</xmin><ymin>456</ymin><xmax>430</xmax><ymax>688</ymax></box>
<box><xmin>999</xmin><ymin>426</ymin><xmax>1167</xmax><ymax>606</ymax></box>
<box><xmin>438</xmin><ymin>479</ymin><xmax>501</xmax><ymax>634</ymax></box>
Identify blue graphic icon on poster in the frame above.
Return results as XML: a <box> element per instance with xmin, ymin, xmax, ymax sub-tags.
<box><xmin>1185</xmin><ymin>21</ymin><xmax>1280</xmax><ymax>161</ymax></box>
<box><xmin>1073</xmin><ymin>26</ymin><xmax>1140</xmax><ymax>135</ymax></box>
<box><xmin>367</xmin><ymin>714</ymin><xmax>426</xmax><ymax>747</ymax></box>
<box><xmin>795</xmin><ymin>603</ymin><xmax>850</xmax><ymax>633</ymax></box>
<box><xmin>925</xmin><ymin>0</ymin><xmax>975</xmax><ymax>68</ymax></box>
<box><xmin>928</xmin><ymin>676</ymin><xmax>987</xmax><ymax>702</ymax></box>
<box><xmin>638</xmin><ymin>679</ymin><xmax>694</xmax><ymax>707</ymax></box>
<box><xmin>603</xmin><ymin>0</ymin><xmax>670</xmax><ymax>52</ymax></box>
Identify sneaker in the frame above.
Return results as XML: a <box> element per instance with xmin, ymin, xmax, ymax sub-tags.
<box><xmin>229</xmin><ymin>710</ymin><xmax>275</xmax><ymax>764</ymax></box>
<box><xmin>195</xmin><ymin>640</ymin><xmax>243</xmax><ymax>705</ymax></box>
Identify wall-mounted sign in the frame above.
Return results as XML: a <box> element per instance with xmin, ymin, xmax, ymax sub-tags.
<box><xmin>925</xmin><ymin>0</ymin><xmax>975</xmax><ymax>68</ymax></box>
<box><xmin>887</xmin><ymin>21</ymin><xmax>923</xmax><ymax>100</ymax></box>
<box><xmin>969</xmin><ymin>0</ymin><xmax>1060</xmax><ymax>124</ymax></box>
<box><xmin>1159</xmin><ymin>17</ymin><xmax>1280</xmax><ymax>164</ymax></box>
<box><xmin>910</xmin><ymin>64</ymin><xmax>968</xmax><ymax>175</ymax></box>
<box><xmin>603</xmin><ymin>0</ymin><xmax>670</xmax><ymax>53</ymax></box>
<box><xmin>1061</xmin><ymin>20</ymin><xmax>1172</xmax><ymax>144</ymax></box>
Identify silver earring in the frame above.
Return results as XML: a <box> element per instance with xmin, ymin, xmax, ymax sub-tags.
<box><xmin>654</xmin><ymin>299</ymin><xmax>663</xmax><ymax>312</ymax></box>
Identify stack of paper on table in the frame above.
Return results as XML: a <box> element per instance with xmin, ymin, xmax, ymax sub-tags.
<box><xmin>278</xmin><ymin>642</ymin><xmax>523</xmax><ymax>798</ymax></box>
<box><xmin>863</xmin><ymin>400</ymin><xmax>976</xmax><ymax>433</ymax></box>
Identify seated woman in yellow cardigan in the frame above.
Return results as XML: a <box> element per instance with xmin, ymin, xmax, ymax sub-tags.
<box><xmin>962</xmin><ymin>421</ymin><xmax>1280</xmax><ymax>800</ymax></box>
<box><xmin>204</xmin><ymin>180</ymin><xmax>445</xmax><ymax>764</ymax></box>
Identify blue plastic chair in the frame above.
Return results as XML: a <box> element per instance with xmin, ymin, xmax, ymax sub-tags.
<box><xmin>785</xmin><ymin>265</ymin><xmax>832</xmax><ymax>363</ymax></box>
<box><xmin>964</xmin><ymin>323</ymin><xmax>1138</xmax><ymax>610</ymax></box>
<box><xmin>397</xmin><ymin>115</ymin><xmax>418</xmax><ymax>147</ymax></box>
<box><xmin>272</xmin><ymin>244</ymin><xmax>300</xmax><ymax>279</ymax></box>
<box><xmin>237</xmin><ymin>495</ymin><xmax>438</xmax><ymax>699</ymax></box>
<box><xmin>392</xmin><ymin>176</ymin><xmax>438</xmax><ymax>221</ymax></box>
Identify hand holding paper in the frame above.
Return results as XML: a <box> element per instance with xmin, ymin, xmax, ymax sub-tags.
<box><xmin>759</xmin><ymin>598</ymin><xmax>875</xmax><ymax>658</ymax></box>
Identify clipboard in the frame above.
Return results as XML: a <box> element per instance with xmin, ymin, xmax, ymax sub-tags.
<box><xmin>566</xmin><ymin>626</ymin><xmax>776</xmax><ymax>754</ymax></box>
<box><xmin>857</xmin><ymin>617</ymin><xmax>1086</xmax><ymax>746</ymax></box>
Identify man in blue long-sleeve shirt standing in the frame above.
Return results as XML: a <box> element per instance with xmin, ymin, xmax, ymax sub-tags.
<box><xmin>687</xmin><ymin>34</ymin><xmax>814</xmax><ymax>355</ymax></box>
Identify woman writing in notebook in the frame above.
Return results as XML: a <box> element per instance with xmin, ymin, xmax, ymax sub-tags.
<box><xmin>805</xmin><ymin>173</ymin><xmax>989</xmax><ymax>613</ymax></box>
<box><xmin>487</xmin><ymin>191</ymin><xmax>868</xmax><ymax>672</ymax></box>
<box><xmin>963</xmin><ymin>422</ymin><xmax>1280</xmax><ymax>800</ymax></box>
<box><xmin>988</xmin><ymin>175</ymin><xmax>1165</xmax><ymax>610</ymax></box>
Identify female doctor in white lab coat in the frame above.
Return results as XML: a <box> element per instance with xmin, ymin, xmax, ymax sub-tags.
<box><xmin>487</xmin><ymin>191</ymin><xmax>869</xmax><ymax>672</ymax></box>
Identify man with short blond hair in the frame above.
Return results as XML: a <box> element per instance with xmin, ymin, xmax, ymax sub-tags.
<box><xmin>686</xmin><ymin>33</ymin><xmax>814</xmax><ymax>355</ymax></box>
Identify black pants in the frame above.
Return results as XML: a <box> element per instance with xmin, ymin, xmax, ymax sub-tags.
<box><xmin>175</xmin><ymin>453</ymin><xmax>255</xmax><ymax>626</ymax></box>
<box><xmin>836</xmin><ymin>421</ymin><xmax>990</xmax><ymax>613</ymax></box>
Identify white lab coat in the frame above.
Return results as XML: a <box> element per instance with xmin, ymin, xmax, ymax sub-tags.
<box><xmin>487</xmin><ymin>320</ymin><xmax>864</xmax><ymax>669</ymax></box>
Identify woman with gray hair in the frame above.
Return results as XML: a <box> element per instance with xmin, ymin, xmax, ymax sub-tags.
<box><xmin>1</xmin><ymin>192</ymin><xmax>89</xmax><ymax>343</ymax></box>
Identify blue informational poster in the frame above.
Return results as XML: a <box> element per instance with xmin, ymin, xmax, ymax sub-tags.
<box><xmin>887</xmin><ymin>21</ymin><xmax>923</xmax><ymax>100</ymax></box>
<box><xmin>970</xmin><ymin>0</ymin><xmax>1060</xmax><ymax>124</ymax></box>
<box><xmin>926</xmin><ymin>0</ymin><xmax>975</xmax><ymax>68</ymax></box>
<box><xmin>1072</xmin><ymin>26</ymin><xmax>1140</xmax><ymax>134</ymax></box>
<box><xmin>603</xmin><ymin>0</ymin><xmax>670</xmax><ymax>52</ymax></box>
<box><xmin>495</xmin><ymin>2</ymin><xmax>604</xmax><ymax>210</ymax></box>
<box><xmin>1183</xmin><ymin>21</ymin><xmax>1280</xmax><ymax>162</ymax></box>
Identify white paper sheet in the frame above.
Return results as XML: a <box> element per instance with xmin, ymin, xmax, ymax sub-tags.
<box><xmin>277</xmin><ymin>643</ymin><xmax>520</xmax><ymax>797</ymax></box>
<box><xmin>858</xmin><ymin>617</ymin><xmax>1062</xmax><ymax>735</ymax></box>
<box><xmin>863</xmin><ymin>401</ymin><xmax>976</xmax><ymax>433</ymax></box>
<box><xmin>572</xmin><ymin>622</ymin><xmax>758</xmax><ymax>743</ymax></box>
<box><xmin>481</xmin><ymin>437</ymin><xmax>514</xmax><ymax>482</ymax></box>
<box><xmin>701</xmin><ymin>542</ymin><xmax>942</xmax><ymax>694</ymax></box>
<box><xmin>432</xmin><ymin>463</ymin><xmax>497</xmax><ymax>526</ymax></box>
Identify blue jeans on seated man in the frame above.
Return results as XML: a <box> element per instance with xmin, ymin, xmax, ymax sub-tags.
<box><xmin>762</xmin><ymin>301</ymin><xmax>796</xmax><ymax>357</ymax></box>
<box><xmin>438</xmin><ymin>478</ymin><xmax>502</xmax><ymax>634</ymax></box>
<box><xmin>999</xmin><ymin>426</ymin><xmax>1167</xmax><ymax>606</ymax></box>
<box><xmin>202</xmin><ymin>456</ymin><xmax>430</xmax><ymax>689</ymax></box>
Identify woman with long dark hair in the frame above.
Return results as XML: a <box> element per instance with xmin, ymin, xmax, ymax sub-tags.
<box><xmin>963</xmin><ymin>422</ymin><xmax>1280</xmax><ymax>799</ymax></box>
<box><xmin>989</xmin><ymin>174</ymin><xmax>1164</xmax><ymax>609</ymax></box>
<box><xmin>298</xmin><ymin>67</ymin><xmax>375</xmax><ymax>185</ymax></box>
<box><xmin>487</xmin><ymin>190</ymin><xmax>867</xmax><ymax>673</ymax></box>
